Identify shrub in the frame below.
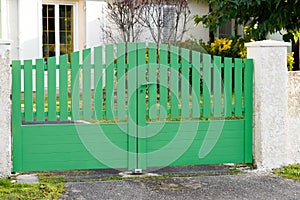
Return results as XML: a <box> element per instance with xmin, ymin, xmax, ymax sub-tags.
<box><xmin>287</xmin><ymin>52</ymin><xmax>294</xmax><ymax>71</ymax></box>
<box><xmin>176</xmin><ymin>37</ymin><xmax>207</xmax><ymax>53</ymax></box>
<box><xmin>200</xmin><ymin>36</ymin><xmax>247</xmax><ymax>58</ymax></box>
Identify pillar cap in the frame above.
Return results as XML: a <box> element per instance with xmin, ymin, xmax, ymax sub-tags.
<box><xmin>246</xmin><ymin>40</ymin><xmax>291</xmax><ymax>47</ymax></box>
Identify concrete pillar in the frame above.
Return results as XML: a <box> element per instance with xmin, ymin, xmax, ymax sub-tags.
<box><xmin>0</xmin><ymin>40</ymin><xmax>11</xmax><ymax>178</ymax></box>
<box><xmin>246</xmin><ymin>40</ymin><xmax>290</xmax><ymax>169</ymax></box>
<box><xmin>287</xmin><ymin>71</ymin><xmax>300</xmax><ymax>164</ymax></box>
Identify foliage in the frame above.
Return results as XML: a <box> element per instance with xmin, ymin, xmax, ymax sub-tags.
<box><xmin>172</xmin><ymin>37</ymin><xmax>206</xmax><ymax>53</ymax></box>
<box><xmin>287</xmin><ymin>52</ymin><xmax>295</xmax><ymax>71</ymax></box>
<box><xmin>0</xmin><ymin>178</ymin><xmax>65</xmax><ymax>199</ymax></box>
<box><xmin>194</xmin><ymin>0</ymin><xmax>300</xmax><ymax>41</ymax></box>
<box><xmin>200</xmin><ymin>36</ymin><xmax>247</xmax><ymax>58</ymax></box>
<box><xmin>273</xmin><ymin>164</ymin><xmax>300</xmax><ymax>180</ymax></box>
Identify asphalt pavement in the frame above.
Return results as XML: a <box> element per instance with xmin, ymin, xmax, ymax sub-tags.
<box><xmin>56</xmin><ymin>165</ymin><xmax>300</xmax><ymax>200</ymax></box>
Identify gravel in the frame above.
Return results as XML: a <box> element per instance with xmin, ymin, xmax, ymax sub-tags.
<box><xmin>59</xmin><ymin>169</ymin><xmax>300</xmax><ymax>200</ymax></box>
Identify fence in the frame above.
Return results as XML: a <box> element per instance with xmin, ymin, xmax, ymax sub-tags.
<box><xmin>1</xmin><ymin>40</ymin><xmax>295</xmax><ymax>177</ymax></box>
<box><xmin>11</xmin><ymin>42</ymin><xmax>253</xmax><ymax>172</ymax></box>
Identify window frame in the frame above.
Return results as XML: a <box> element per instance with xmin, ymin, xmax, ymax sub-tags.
<box><xmin>39</xmin><ymin>1</ymin><xmax>78</xmax><ymax>60</ymax></box>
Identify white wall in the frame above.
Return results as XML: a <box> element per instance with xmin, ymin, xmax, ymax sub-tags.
<box><xmin>3</xmin><ymin>0</ymin><xmax>210</xmax><ymax>60</ymax></box>
<box><xmin>2</xmin><ymin>0</ymin><xmax>19</xmax><ymax>60</ymax></box>
<box><xmin>18</xmin><ymin>0</ymin><xmax>40</xmax><ymax>60</ymax></box>
<box><xmin>86</xmin><ymin>0</ymin><xmax>106</xmax><ymax>48</ymax></box>
<box><xmin>246</xmin><ymin>40</ymin><xmax>291</xmax><ymax>169</ymax></box>
<box><xmin>3</xmin><ymin>0</ymin><xmax>41</xmax><ymax>60</ymax></box>
<box><xmin>91</xmin><ymin>0</ymin><xmax>210</xmax><ymax>46</ymax></box>
<box><xmin>0</xmin><ymin>40</ymin><xmax>11</xmax><ymax>178</ymax></box>
<box><xmin>186</xmin><ymin>1</ymin><xmax>209</xmax><ymax>42</ymax></box>
<box><xmin>287</xmin><ymin>72</ymin><xmax>300</xmax><ymax>164</ymax></box>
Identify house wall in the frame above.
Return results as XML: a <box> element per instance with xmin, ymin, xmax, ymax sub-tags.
<box><xmin>85</xmin><ymin>0</ymin><xmax>105</xmax><ymax>48</ymax></box>
<box><xmin>2</xmin><ymin>0</ymin><xmax>209</xmax><ymax>60</ymax></box>
<box><xmin>187</xmin><ymin>1</ymin><xmax>209</xmax><ymax>42</ymax></box>
<box><xmin>1</xmin><ymin>0</ymin><xmax>19</xmax><ymax>59</ymax></box>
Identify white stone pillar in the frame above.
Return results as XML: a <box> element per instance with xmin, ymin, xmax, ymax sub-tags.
<box><xmin>0</xmin><ymin>40</ymin><xmax>11</xmax><ymax>178</ymax></box>
<box><xmin>287</xmin><ymin>72</ymin><xmax>300</xmax><ymax>164</ymax></box>
<box><xmin>246</xmin><ymin>40</ymin><xmax>290</xmax><ymax>169</ymax></box>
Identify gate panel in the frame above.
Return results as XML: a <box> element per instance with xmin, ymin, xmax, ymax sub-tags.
<box><xmin>145</xmin><ymin>120</ymin><xmax>245</xmax><ymax>167</ymax></box>
<box><xmin>20</xmin><ymin>123</ymin><xmax>128</xmax><ymax>171</ymax></box>
<box><xmin>12</xmin><ymin>42</ymin><xmax>253</xmax><ymax>172</ymax></box>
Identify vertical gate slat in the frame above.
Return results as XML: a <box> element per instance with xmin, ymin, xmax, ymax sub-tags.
<box><xmin>244</xmin><ymin>59</ymin><xmax>253</xmax><ymax>163</ymax></box>
<box><xmin>127</xmin><ymin>42</ymin><xmax>137</xmax><ymax>170</ymax></box>
<box><xmin>105</xmin><ymin>44</ymin><xmax>114</xmax><ymax>120</ymax></box>
<box><xmin>137</xmin><ymin>42</ymin><xmax>147</xmax><ymax>170</ymax></box>
<box><xmin>181</xmin><ymin>48</ymin><xmax>190</xmax><ymax>119</ymax></box>
<box><xmin>148</xmin><ymin>43</ymin><xmax>157</xmax><ymax>120</ymax></box>
<box><xmin>224</xmin><ymin>57</ymin><xmax>233</xmax><ymax>117</ymax></box>
<box><xmin>59</xmin><ymin>55</ymin><xmax>69</xmax><ymax>121</ymax></box>
<box><xmin>47</xmin><ymin>57</ymin><xmax>57</xmax><ymax>121</ymax></box>
<box><xmin>94</xmin><ymin>46</ymin><xmax>103</xmax><ymax>120</ymax></box>
<box><xmin>170</xmin><ymin>46</ymin><xmax>179</xmax><ymax>119</ymax></box>
<box><xmin>213</xmin><ymin>56</ymin><xmax>222</xmax><ymax>117</ymax></box>
<box><xmin>12</xmin><ymin>60</ymin><xmax>22</xmax><ymax>171</ymax></box>
<box><xmin>202</xmin><ymin>54</ymin><xmax>211</xmax><ymax>118</ymax></box>
<box><xmin>234</xmin><ymin>58</ymin><xmax>243</xmax><ymax>117</ymax></box>
<box><xmin>159</xmin><ymin>44</ymin><xmax>168</xmax><ymax>119</ymax></box>
<box><xmin>117</xmin><ymin>43</ymin><xmax>126</xmax><ymax>120</ymax></box>
<box><xmin>36</xmin><ymin>59</ymin><xmax>45</xmax><ymax>122</ymax></box>
<box><xmin>137</xmin><ymin>43</ymin><xmax>147</xmax><ymax>121</ymax></box>
<box><xmin>83</xmin><ymin>49</ymin><xmax>92</xmax><ymax>120</ymax></box>
<box><xmin>71</xmin><ymin>51</ymin><xmax>80</xmax><ymax>120</ymax></box>
<box><xmin>192</xmin><ymin>51</ymin><xmax>200</xmax><ymax>118</ymax></box>
<box><xmin>24</xmin><ymin>60</ymin><xmax>33</xmax><ymax>122</ymax></box>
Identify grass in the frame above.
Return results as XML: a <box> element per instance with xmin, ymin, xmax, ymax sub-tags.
<box><xmin>0</xmin><ymin>174</ymin><xmax>65</xmax><ymax>200</ymax></box>
<box><xmin>273</xmin><ymin>164</ymin><xmax>300</xmax><ymax>180</ymax></box>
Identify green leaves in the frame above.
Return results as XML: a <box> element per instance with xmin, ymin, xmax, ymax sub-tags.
<box><xmin>194</xmin><ymin>0</ymin><xmax>300</xmax><ymax>41</ymax></box>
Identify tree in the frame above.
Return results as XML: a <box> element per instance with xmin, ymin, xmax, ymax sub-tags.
<box><xmin>102</xmin><ymin>0</ymin><xmax>191</xmax><ymax>49</ymax></box>
<box><xmin>194</xmin><ymin>0</ymin><xmax>300</xmax><ymax>68</ymax></box>
<box><xmin>101</xmin><ymin>0</ymin><xmax>143</xmax><ymax>44</ymax></box>
<box><xmin>139</xmin><ymin>0</ymin><xmax>191</xmax><ymax>47</ymax></box>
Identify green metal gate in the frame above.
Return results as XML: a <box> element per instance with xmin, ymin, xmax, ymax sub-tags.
<box><xmin>12</xmin><ymin>42</ymin><xmax>253</xmax><ymax>172</ymax></box>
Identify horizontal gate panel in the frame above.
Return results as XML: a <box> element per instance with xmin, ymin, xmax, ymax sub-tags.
<box><xmin>18</xmin><ymin>123</ymin><xmax>128</xmax><ymax>172</ymax></box>
<box><xmin>145</xmin><ymin>120</ymin><xmax>246</xmax><ymax>167</ymax></box>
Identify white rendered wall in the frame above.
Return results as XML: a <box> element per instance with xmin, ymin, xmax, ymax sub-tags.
<box><xmin>287</xmin><ymin>72</ymin><xmax>300</xmax><ymax>164</ymax></box>
<box><xmin>246</xmin><ymin>40</ymin><xmax>290</xmax><ymax>169</ymax></box>
<box><xmin>0</xmin><ymin>40</ymin><xmax>11</xmax><ymax>178</ymax></box>
<box><xmin>2</xmin><ymin>0</ymin><xmax>19</xmax><ymax>60</ymax></box>
<box><xmin>186</xmin><ymin>1</ymin><xmax>209</xmax><ymax>42</ymax></box>
<box><xmin>86</xmin><ymin>0</ymin><xmax>105</xmax><ymax>48</ymax></box>
<box><xmin>18</xmin><ymin>0</ymin><xmax>40</xmax><ymax>60</ymax></box>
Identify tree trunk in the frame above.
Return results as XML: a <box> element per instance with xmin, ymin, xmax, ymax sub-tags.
<box><xmin>292</xmin><ymin>40</ymin><xmax>300</xmax><ymax>71</ymax></box>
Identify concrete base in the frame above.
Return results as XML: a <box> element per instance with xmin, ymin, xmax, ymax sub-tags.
<box><xmin>16</xmin><ymin>174</ymin><xmax>39</xmax><ymax>184</ymax></box>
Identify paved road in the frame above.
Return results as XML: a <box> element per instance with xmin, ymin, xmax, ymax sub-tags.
<box><xmin>59</xmin><ymin>168</ymin><xmax>300</xmax><ymax>200</ymax></box>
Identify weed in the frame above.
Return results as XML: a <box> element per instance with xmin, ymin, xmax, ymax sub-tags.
<box><xmin>0</xmin><ymin>176</ymin><xmax>65</xmax><ymax>200</ymax></box>
<box><xmin>274</xmin><ymin>164</ymin><xmax>300</xmax><ymax>180</ymax></box>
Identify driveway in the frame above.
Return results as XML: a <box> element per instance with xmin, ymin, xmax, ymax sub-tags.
<box><xmin>57</xmin><ymin>166</ymin><xmax>300</xmax><ymax>200</ymax></box>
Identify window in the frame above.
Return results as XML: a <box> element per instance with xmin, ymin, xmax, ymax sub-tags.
<box><xmin>42</xmin><ymin>4</ymin><xmax>74</xmax><ymax>59</ymax></box>
<box><xmin>162</xmin><ymin>5</ymin><xmax>176</xmax><ymax>42</ymax></box>
<box><xmin>217</xmin><ymin>19</ymin><xmax>244</xmax><ymax>39</ymax></box>
<box><xmin>218</xmin><ymin>20</ymin><xmax>233</xmax><ymax>38</ymax></box>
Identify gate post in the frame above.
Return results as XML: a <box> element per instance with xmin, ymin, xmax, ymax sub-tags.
<box><xmin>0</xmin><ymin>40</ymin><xmax>11</xmax><ymax>178</ymax></box>
<box><xmin>246</xmin><ymin>40</ymin><xmax>290</xmax><ymax>169</ymax></box>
